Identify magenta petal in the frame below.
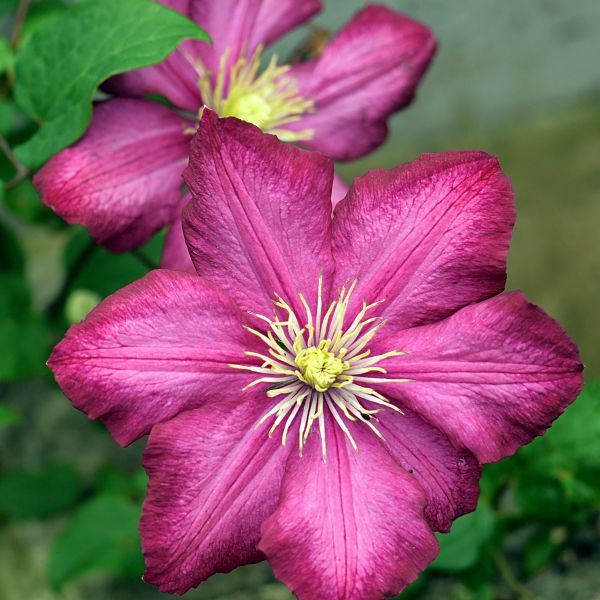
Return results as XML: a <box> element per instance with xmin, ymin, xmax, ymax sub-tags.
<box><xmin>333</xmin><ymin>151</ymin><xmax>515</xmax><ymax>329</ymax></box>
<box><xmin>142</xmin><ymin>397</ymin><xmax>290</xmax><ymax>594</ymax></box>
<box><xmin>106</xmin><ymin>44</ymin><xmax>202</xmax><ymax>113</ymax></box>
<box><xmin>377</xmin><ymin>292</ymin><xmax>584</xmax><ymax>463</ymax></box>
<box><xmin>183</xmin><ymin>111</ymin><xmax>335</xmax><ymax>315</ymax></box>
<box><xmin>377</xmin><ymin>409</ymin><xmax>480</xmax><ymax>532</ymax></box>
<box><xmin>331</xmin><ymin>172</ymin><xmax>349</xmax><ymax>209</ymax></box>
<box><xmin>285</xmin><ymin>5</ymin><xmax>436</xmax><ymax>160</ymax></box>
<box><xmin>34</xmin><ymin>99</ymin><xmax>192</xmax><ymax>252</ymax></box>
<box><xmin>106</xmin><ymin>1</ymin><xmax>203</xmax><ymax>112</ymax></box>
<box><xmin>164</xmin><ymin>173</ymin><xmax>346</xmax><ymax>273</ymax></box>
<box><xmin>48</xmin><ymin>270</ymin><xmax>256</xmax><ymax>446</ymax></box>
<box><xmin>191</xmin><ymin>0</ymin><xmax>321</xmax><ymax>76</ymax></box>
<box><xmin>161</xmin><ymin>193</ymin><xmax>195</xmax><ymax>273</ymax></box>
<box><xmin>260</xmin><ymin>420</ymin><xmax>439</xmax><ymax>600</ymax></box>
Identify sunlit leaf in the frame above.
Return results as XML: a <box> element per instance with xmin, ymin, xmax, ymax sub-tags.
<box><xmin>14</xmin><ymin>0</ymin><xmax>209</xmax><ymax>166</ymax></box>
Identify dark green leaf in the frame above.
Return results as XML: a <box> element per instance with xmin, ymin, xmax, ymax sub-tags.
<box><xmin>48</xmin><ymin>494</ymin><xmax>144</xmax><ymax>589</ymax></box>
<box><xmin>0</xmin><ymin>464</ymin><xmax>85</xmax><ymax>519</ymax></box>
<box><xmin>0</xmin><ymin>218</ymin><xmax>25</xmax><ymax>273</ymax></box>
<box><xmin>64</xmin><ymin>228</ymin><xmax>163</xmax><ymax>299</ymax></box>
<box><xmin>96</xmin><ymin>466</ymin><xmax>147</xmax><ymax>501</ymax></box>
<box><xmin>0</xmin><ymin>403</ymin><xmax>21</xmax><ymax>426</ymax></box>
<box><xmin>3</xmin><ymin>177</ymin><xmax>57</xmax><ymax>224</ymax></box>
<box><xmin>0</xmin><ymin>36</ymin><xmax>13</xmax><ymax>75</ymax></box>
<box><xmin>14</xmin><ymin>0</ymin><xmax>209</xmax><ymax>166</ymax></box>
<box><xmin>516</xmin><ymin>381</ymin><xmax>600</xmax><ymax>473</ymax></box>
<box><xmin>524</xmin><ymin>528</ymin><xmax>564</xmax><ymax>576</ymax></box>
<box><xmin>0</xmin><ymin>0</ymin><xmax>17</xmax><ymax>17</ymax></box>
<box><xmin>0</xmin><ymin>101</ymin><xmax>18</xmax><ymax>136</ymax></box>
<box><xmin>0</xmin><ymin>273</ymin><xmax>50</xmax><ymax>380</ymax></box>
<box><xmin>431</xmin><ymin>502</ymin><xmax>496</xmax><ymax>572</ymax></box>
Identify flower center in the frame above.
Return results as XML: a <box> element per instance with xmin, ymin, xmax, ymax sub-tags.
<box><xmin>198</xmin><ymin>46</ymin><xmax>315</xmax><ymax>142</ymax></box>
<box><xmin>229</xmin><ymin>278</ymin><xmax>411</xmax><ymax>461</ymax></box>
<box><xmin>295</xmin><ymin>341</ymin><xmax>349</xmax><ymax>392</ymax></box>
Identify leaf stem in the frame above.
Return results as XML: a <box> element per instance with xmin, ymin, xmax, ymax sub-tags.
<box><xmin>131</xmin><ymin>249</ymin><xmax>159</xmax><ymax>270</ymax></box>
<box><xmin>492</xmin><ymin>549</ymin><xmax>537</xmax><ymax>600</ymax></box>
<box><xmin>0</xmin><ymin>133</ymin><xmax>31</xmax><ymax>190</ymax></box>
<box><xmin>11</xmin><ymin>0</ymin><xmax>31</xmax><ymax>49</ymax></box>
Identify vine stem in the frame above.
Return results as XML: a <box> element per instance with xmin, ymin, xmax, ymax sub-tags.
<box><xmin>131</xmin><ymin>248</ymin><xmax>160</xmax><ymax>270</ymax></box>
<box><xmin>0</xmin><ymin>133</ymin><xmax>30</xmax><ymax>190</ymax></box>
<box><xmin>11</xmin><ymin>0</ymin><xmax>31</xmax><ymax>49</ymax></box>
<box><xmin>492</xmin><ymin>549</ymin><xmax>537</xmax><ymax>600</ymax></box>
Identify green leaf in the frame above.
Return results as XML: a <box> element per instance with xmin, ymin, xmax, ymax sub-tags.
<box><xmin>3</xmin><ymin>177</ymin><xmax>57</xmax><ymax>223</ymax></box>
<box><xmin>0</xmin><ymin>403</ymin><xmax>21</xmax><ymax>427</ymax></box>
<box><xmin>431</xmin><ymin>502</ymin><xmax>496</xmax><ymax>573</ymax></box>
<box><xmin>64</xmin><ymin>228</ymin><xmax>163</xmax><ymax>299</ymax></box>
<box><xmin>0</xmin><ymin>0</ymin><xmax>17</xmax><ymax>17</ymax></box>
<box><xmin>516</xmin><ymin>381</ymin><xmax>600</xmax><ymax>473</ymax></box>
<box><xmin>0</xmin><ymin>273</ymin><xmax>50</xmax><ymax>380</ymax></box>
<box><xmin>0</xmin><ymin>218</ymin><xmax>25</xmax><ymax>273</ymax></box>
<box><xmin>0</xmin><ymin>36</ymin><xmax>14</xmax><ymax>75</ymax></box>
<box><xmin>0</xmin><ymin>464</ymin><xmax>85</xmax><ymax>519</ymax></box>
<box><xmin>0</xmin><ymin>101</ymin><xmax>17</xmax><ymax>135</ymax></box>
<box><xmin>96</xmin><ymin>465</ymin><xmax>147</xmax><ymax>501</ymax></box>
<box><xmin>14</xmin><ymin>0</ymin><xmax>209</xmax><ymax>166</ymax></box>
<box><xmin>48</xmin><ymin>494</ymin><xmax>144</xmax><ymax>589</ymax></box>
<box><xmin>523</xmin><ymin>527</ymin><xmax>564</xmax><ymax>575</ymax></box>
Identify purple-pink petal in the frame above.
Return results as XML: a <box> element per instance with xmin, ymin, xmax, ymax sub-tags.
<box><xmin>106</xmin><ymin>42</ymin><xmax>202</xmax><ymax>113</ymax></box>
<box><xmin>331</xmin><ymin>173</ymin><xmax>349</xmax><ymax>209</ymax></box>
<box><xmin>34</xmin><ymin>99</ymin><xmax>192</xmax><ymax>252</ymax></box>
<box><xmin>375</xmin><ymin>291</ymin><xmax>584</xmax><ymax>463</ymax></box>
<box><xmin>332</xmin><ymin>151</ymin><xmax>515</xmax><ymax>329</ymax></box>
<box><xmin>183</xmin><ymin>111</ymin><xmax>335</xmax><ymax>316</ymax></box>
<box><xmin>163</xmin><ymin>175</ymin><xmax>347</xmax><ymax>272</ymax></box>
<box><xmin>161</xmin><ymin>193</ymin><xmax>195</xmax><ymax>273</ymax></box>
<box><xmin>285</xmin><ymin>4</ymin><xmax>436</xmax><ymax>160</ymax></box>
<box><xmin>142</xmin><ymin>397</ymin><xmax>290</xmax><ymax>595</ymax></box>
<box><xmin>191</xmin><ymin>0</ymin><xmax>321</xmax><ymax>78</ymax></box>
<box><xmin>377</xmin><ymin>409</ymin><xmax>481</xmax><ymax>532</ymax></box>
<box><xmin>107</xmin><ymin>0</ymin><xmax>321</xmax><ymax>107</ymax></box>
<box><xmin>48</xmin><ymin>270</ymin><xmax>256</xmax><ymax>446</ymax></box>
<box><xmin>260</xmin><ymin>418</ymin><xmax>439</xmax><ymax>600</ymax></box>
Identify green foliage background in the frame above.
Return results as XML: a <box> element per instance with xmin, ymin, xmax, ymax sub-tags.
<box><xmin>0</xmin><ymin>1</ymin><xmax>599</xmax><ymax>599</ymax></box>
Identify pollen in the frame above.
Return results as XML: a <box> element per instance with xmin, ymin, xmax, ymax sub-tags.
<box><xmin>229</xmin><ymin>277</ymin><xmax>412</xmax><ymax>461</ymax></box>
<box><xmin>198</xmin><ymin>46</ymin><xmax>315</xmax><ymax>142</ymax></box>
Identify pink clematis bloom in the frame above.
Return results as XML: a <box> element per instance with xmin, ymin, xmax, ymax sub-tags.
<box><xmin>34</xmin><ymin>0</ymin><xmax>436</xmax><ymax>256</ymax></box>
<box><xmin>48</xmin><ymin>113</ymin><xmax>583</xmax><ymax>599</ymax></box>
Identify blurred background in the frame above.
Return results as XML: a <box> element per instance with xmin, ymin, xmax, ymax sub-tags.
<box><xmin>0</xmin><ymin>0</ymin><xmax>599</xmax><ymax>599</ymax></box>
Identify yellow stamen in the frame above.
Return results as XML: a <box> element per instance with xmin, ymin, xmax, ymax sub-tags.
<box><xmin>198</xmin><ymin>46</ymin><xmax>315</xmax><ymax>142</ymax></box>
<box><xmin>229</xmin><ymin>276</ymin><xmax>411</xmax><ymax>460</ymax></box>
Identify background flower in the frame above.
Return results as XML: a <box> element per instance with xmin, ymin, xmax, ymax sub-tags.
<box><xmin>34</xmin><ymin>1</ymin><xmax>436</xmax><ymax>253</ymax></box>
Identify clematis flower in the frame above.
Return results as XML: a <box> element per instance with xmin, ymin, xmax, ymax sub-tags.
<box><xmin>48</xmin><ymin>113</ymin><xmax>583</xmax><ymax>599</ymax></box>
<box><xmin>34</xmin><ymin>0</ymin><xmax>435</xmax><ymax>255</ymax></box>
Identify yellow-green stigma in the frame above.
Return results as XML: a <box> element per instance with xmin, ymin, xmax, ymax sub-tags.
<box><xmin>229</xmin><ymin>278</ymin><xmax>412</xmax><ymax>461</ymax></box>
<box><xmin>295</xmin><ymin>341</ymin><xmax>349</xmax><ymax>392</ymax></box>
<box><xmin>198</xmin><ymin>46</ymin><xmax>315</xmax><ymax>142</ymax></box>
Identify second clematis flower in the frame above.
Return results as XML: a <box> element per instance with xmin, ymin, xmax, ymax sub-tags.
<box><xmin>48</xmin><ymin>112</ymin><xmax>583</xmax><ymax>599</ymax></box>
<box><xmin>34</xmin><ymin>0</ymin><xmax>436</xmax><ymax>256</ymax></box>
